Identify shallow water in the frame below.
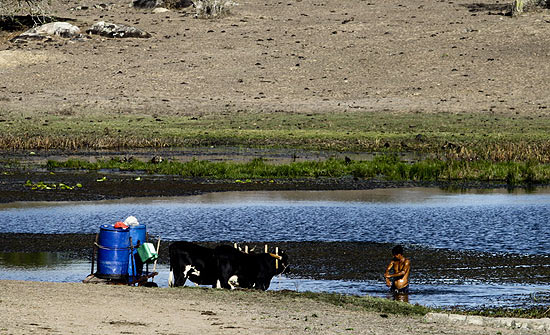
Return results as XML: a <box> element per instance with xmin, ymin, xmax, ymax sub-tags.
<box><xmin>1</xmin><ymin>188</ymin><xmax>549</xmax><ymax>309</ymax></box>
<box><xmin>1</xmin><ymin>253</ymin><xmax>548</xmax><ymax>309</ymax></box>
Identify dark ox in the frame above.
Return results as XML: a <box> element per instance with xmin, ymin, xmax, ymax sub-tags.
<box><xmin>215</xmin><ymin>245</ymin><xmax>288</xmax><ymax>290</ymax></box>
<box><xmin>168</xmin><ymin>242</ymin><xmax>288</xmax><ymax>290</ymax></box>
<box><xmin>168</xmin><ymin>241</ymin><xmax>218</xmax><ymax>287</ymax></box>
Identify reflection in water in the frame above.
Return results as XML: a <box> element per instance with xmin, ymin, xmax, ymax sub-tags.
<box><xmin>389</xmin><ymin>292</ymin><xmax>409</xmax><ymax>303</ymax></box>
<box><xmin>0</xmin><ymin>252</ymin><xmax>68</xmax><ymax>268</ymax></box>
<box><xmin>3</xmin><ymin>186</ymin><xmax>550</xmax><ymax>208</ymax></box>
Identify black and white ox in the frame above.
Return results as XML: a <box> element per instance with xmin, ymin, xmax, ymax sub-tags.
<box><xmin>168</xmin><ymin>242</ymin><xmax>289</xmax><ymax>290</ymax></box>
<box><xmin>168</xmin><ymin>241</ymin><xmax>218</xmax><ymax>287</ymax></box>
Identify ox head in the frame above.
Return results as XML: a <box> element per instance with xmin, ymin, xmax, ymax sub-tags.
<box><xmin>269</xmin><ymin>250</ymin><xmax>289</xmax><ymax>274</ymax></box>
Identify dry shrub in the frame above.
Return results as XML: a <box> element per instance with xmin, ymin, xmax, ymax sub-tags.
<box><xmin>0</xmin><ymin>0</ymin><xmax>52</xmax><ymax>20</ymax></box>
<box><xmin>191</xmin><ymin>0</ymin><xmax>236</xmax><ymax>18</ymax></box>
<box><xmin>512</xmin><ymin>0</ymin><xmax>549</xmax><ymax>15</ymax></box>
<box><xmin>441</xmin><ymin>141</ymin><xmax>550</xmax><ymax>163</ymax></box>
<box><xmin>164</xmin><ymin>0</ymin><xmax>193</xmax><ymax>9</ymax></box>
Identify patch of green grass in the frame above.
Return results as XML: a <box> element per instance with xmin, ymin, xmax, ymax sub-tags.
<box><xmin>45</xmin><ymin>155</ymin><xmax>550</xmax><ymax>184</ymax></box>
<box><xmin>275</xmin><ymin>290</ymin><xmax>430</xmax><ymax>316</ymax></box>
<box><xmin>187</xmin><ymin>286</ymin><xmax>430</xmax><ymax>316</ymax></box>
<box><xmin>177</xmin><ymin>287</ymin><xmax>548</xmax><ymax>319</ymax></box>
<box><xmin>2</xmin><ymin>110</ymin><xmax>550</xmax><ymax>162</ymax></box>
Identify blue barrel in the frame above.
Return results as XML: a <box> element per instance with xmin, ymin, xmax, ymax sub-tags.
<box><xmin>97</xmin><ymin>224</ymin><xmax>130</xmax><ymax>280</ymax></box>
<box><xmin>128</xmin><ymin>224</ymin><xmax>147</xmax><ymax>279</ymax></box>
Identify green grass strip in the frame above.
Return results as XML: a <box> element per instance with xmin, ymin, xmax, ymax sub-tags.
<box><xmin>45</xmin><ymin>155</ymin><xmax>550</xmax><ymax>184</ymax></box>
<box><xmin>3</xmin><ymin>110</ymin><xmax>550</xmax><ymax>162</ymax></box>
<box><xmin>274</xmin><ymin>290</ymin><xmax>430</xmax><ymax>316</ymax></box>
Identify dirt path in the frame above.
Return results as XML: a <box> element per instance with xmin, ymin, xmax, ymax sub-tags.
<box><xmin>0</xmin><ymin>280</ymin><xmax>536</xmax><ymax>335</ymax></box>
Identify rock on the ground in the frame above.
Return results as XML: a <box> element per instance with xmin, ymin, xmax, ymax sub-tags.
<box><xmin>425</xmin><ymin>313</ymin><xmax>550</xmax><ymax>332</ymax></box>
<box><xmin>133</xmin><ymin>0</ymin><xmax>165</xmax><ymax>8</ymax></box>
<box><xmin>152</xmin><ymin>7</ymin><xmax>171</xmax><ymax>13</ymax></box>
<box><xmin>86</xmin><ymin>21</ymin><xmax>151</xmax><ymax>38</ymax></box>
<box><xmin>134</xmin><ymin>0</ymin><xmax>192</xmax><ymax>8</ymax></box>
<box><xmin>14</xmin><ymin>22</ymin><xmax>81</xmax><ymax>40</ymax></box>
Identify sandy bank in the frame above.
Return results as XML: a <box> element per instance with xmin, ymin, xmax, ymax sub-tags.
<box><xmin>0</xmin><ymin>280</ymin><xmax>542</xmax><ymax>334</ymax></box>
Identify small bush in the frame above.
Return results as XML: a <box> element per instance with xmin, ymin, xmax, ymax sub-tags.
<box><xmin>191</xmin><ymin>0</ymin><xmax>236</xmax><ymax>18</ymax></box>
<box><xmin>164</xmin><ymin>0</ymin><xmax>193</xmax><ymax>9</ymax></box>
<box><xmin>512</xmin><ymin>0</ymin><xmax>549</xmax><ymax>15</ymax></box>
<box><xmin>0</xmin><ymin>0</ymin><xmax>52</xmax><ymax>20</ymax></box>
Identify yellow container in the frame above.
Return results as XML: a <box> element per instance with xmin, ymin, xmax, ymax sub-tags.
<box><xmin>137</xmin><ymin>242</ymin><xmax>158</xmax><ymax>263</ymax></box>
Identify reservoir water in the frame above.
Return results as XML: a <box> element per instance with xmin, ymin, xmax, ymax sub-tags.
<box><xmin>1</xmin><ymin>188</ymin><xmax>549</xmax><ymax>309</ymax></box>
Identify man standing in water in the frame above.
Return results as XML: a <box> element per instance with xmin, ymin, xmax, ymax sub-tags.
<box><xmin>384</xmin><ymin>245</ymin><xmax>410</xmax><ymax>293</ymax></box>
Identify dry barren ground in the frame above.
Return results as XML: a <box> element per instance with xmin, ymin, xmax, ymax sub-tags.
<box><xmin>0</xmin><ymin>280</ymin><xmax>540</xmax><ymax>335</ymax></box>
<box><xmin>0</xmin><ymin>0</ymin><xmax>550</xmax><ymax>118</ymax></box>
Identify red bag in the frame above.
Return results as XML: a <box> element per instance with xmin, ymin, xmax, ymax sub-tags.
<box><xmin>114</xmin><ymin>221</ymin><xmax>129</xmax><ymax>229</ymax></box>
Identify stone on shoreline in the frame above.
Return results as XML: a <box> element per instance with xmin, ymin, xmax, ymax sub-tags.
<box><xmin>425</xmin><ymin>313</ymin><xmax>550</xmax><ymax>331</ymax></box>
<box><xmin>133</xmin><ymin>0</ymin><xmax>191</xmax><ymax>8</ymax></box>
<box><xmin>13</xmin><ymin>22</ymin><xmax>81</xmax><ymax>41</ymax></box>
<box><xmin>152</xmin><ymin>7</ymin><xmax>171</xmax><ymax>13</ymax></box>
<box><xmin>86</xmin><ymin>21</ymin><xmax>151</xmax><ymax>38</ymax></box>
<box><xmin>133</xmin><ymin>0</ymin><xmax>165</xmax><ymax>8</ymax></box>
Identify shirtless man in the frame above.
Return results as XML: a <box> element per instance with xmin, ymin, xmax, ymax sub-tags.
<box><xmin>384</xmin><ymin>245</ymin><xmax>410</xmax><ymax>293</ymax></box>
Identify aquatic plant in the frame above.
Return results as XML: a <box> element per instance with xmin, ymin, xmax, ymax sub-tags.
<box><xmin>24</xmin><ymin>180</ymin><xmax>82</xmax><ymax>190</ymax></box>
<box><xmin>44</xmin><ymin>155</ymin><xmax>550</xmax><ymax>185</ymax></box>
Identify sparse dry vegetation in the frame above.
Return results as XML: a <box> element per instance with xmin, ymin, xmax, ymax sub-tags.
<box><xmin>0</xmin><ymin>0</ymin><xmax>52</xmax><ymax>20</ymax></box>
<box><xmin>191</xmin><ymin>0</ymin><xmax>236</xmax><ymax>18</ymax></box>
<box><xmin>512</xmin><ymin>0</ymin><xmax>549</xmax><ymax>14</ymax></box>
<box><xmin>1</xmin><ymin>111</ymin><xmax>550</xmax><ymax>164</ymax></box>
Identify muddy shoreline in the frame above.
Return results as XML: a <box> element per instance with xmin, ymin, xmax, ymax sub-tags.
<box><xmin>1</xmin><ymin>166</ymin><xmax>538</xmax><ymax>204</ymax></box>
<box><xmin>1</xmin><ymin>145</ymin><xmax>547</xmax><ymax>204</ymax></box>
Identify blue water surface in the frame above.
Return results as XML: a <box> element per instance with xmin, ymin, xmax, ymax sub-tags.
<box><xmin>0</xmin><ymin>189</ymin><xmax>549</xmax><ymax>255</ymax></box>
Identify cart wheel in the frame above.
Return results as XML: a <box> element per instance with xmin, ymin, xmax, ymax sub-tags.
<box><xmin>143</xmin><ymin>282</ymin><xmax>158</xmax><ymax>288</ymax></box>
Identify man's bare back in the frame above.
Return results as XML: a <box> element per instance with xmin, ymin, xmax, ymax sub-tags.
<box><xmin>384</xmin><ymin>245</ymin><xmax>410</xmax><ymax>292</ymax></box>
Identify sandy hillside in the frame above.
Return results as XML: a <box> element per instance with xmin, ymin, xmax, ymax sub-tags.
<box><xmin>0</xmin><ymin>0</ymin><xmax>549</xmax><ymax>118</ymax></box>
<box><xmin>0</xmin><ymin>280</ymin><xmax>540</xmax><ymax>335</ymax></box>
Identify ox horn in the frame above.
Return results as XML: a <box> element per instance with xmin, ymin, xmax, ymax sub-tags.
<box><xmin>269</xmin><ymin>253</ymin><xmax>283</xmax><ymax>260</ymax></box>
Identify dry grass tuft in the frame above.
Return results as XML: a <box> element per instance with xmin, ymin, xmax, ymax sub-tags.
<box><xmin>163</xmin><ymin>0</ymin><xmax>193</xmax><ymax>8</ymax></box>
<box><xmin>191</xmin><ymin>0</ymin><xmax>236</xmax><ymax>18</ymax></box>
<box><xmin>0</xmin><ymin>0</ymin><xmax>52</xmax><ymax>23</ymax></box>
<box><xmin>511</xmin><ymin>0</ymin><xmax>549</xmax><ymax>15</ymax></box>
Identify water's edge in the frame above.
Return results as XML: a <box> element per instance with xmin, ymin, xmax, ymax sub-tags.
<box><xmin>1</xmin><ymin>238</ymin><xmax>549</xmax><ymax>310</ymax></box>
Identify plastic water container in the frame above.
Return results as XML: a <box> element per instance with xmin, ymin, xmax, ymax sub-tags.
<box><xmin>128</xmin><ymin>224</ymin><xmax>146</xmax><ymax>279</ymax></box>
<box><xmin>96</xmin><ymin>224</ymin><xmax>130</xmax><ymax>280</ymax></box>
<box><xmin>137</xmin><ymin>242</ymin><xmax>158</xmax><ymax>263</ymax></box>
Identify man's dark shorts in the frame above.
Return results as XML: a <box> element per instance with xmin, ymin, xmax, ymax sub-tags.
<box><xmin>390</xmin><ymin>284</ymin><xmax>409</xmax><ymax>294</ymax></box>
